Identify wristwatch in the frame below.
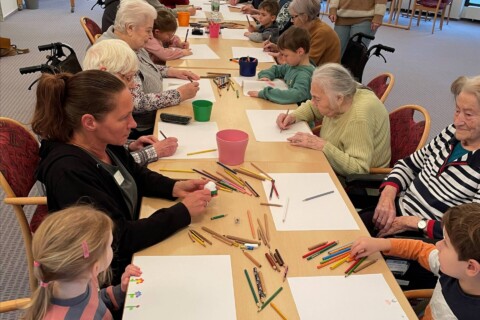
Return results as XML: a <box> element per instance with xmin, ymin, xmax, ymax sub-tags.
<box><xmin>417</xmin><ymin>218</ymin><xmax>428</xmax><ymax>233</ymax></box>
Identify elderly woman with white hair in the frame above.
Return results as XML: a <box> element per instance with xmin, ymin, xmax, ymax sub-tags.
<box><xmin>98</xmin><ymin>0</ymin><xmax>200</xmax><ymax>139</ymax></box>
<box><xmin>83</xmin><ymin>39</ymin><xmax>179</xmax><ymax>166</ymax></box>
<box><xmin>277</xmin><ymin>63</ymin><xmax>391</xmax><ymax>176</ymax></box>
<box><xmin>264</xmin><ymin>0</ymin><xmax>340</xmax><ymax>66</ymax></box>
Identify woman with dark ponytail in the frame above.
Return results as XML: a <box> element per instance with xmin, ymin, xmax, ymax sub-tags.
<box><xmin>33</xmin><ymin>70</ymin><xmax>212</xmax><ymax>283</ymax></box>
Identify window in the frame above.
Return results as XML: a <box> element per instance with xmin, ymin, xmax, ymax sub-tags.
<box><xmin>466</xmin><ymin>0</ymin><xmax>480</xmax><ymax>7</ymax></box>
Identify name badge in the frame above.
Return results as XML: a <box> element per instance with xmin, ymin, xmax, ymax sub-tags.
<box><xmin>113</xmin><ymin>170</ymin><xmax>125</xmax><ymax>186</ymax></box>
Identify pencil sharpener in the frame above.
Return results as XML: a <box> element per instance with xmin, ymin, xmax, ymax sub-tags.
<box><xmin>192</xmin><ymin>28</ymin><xmax>204</xmax><ymax>36</ymax></box>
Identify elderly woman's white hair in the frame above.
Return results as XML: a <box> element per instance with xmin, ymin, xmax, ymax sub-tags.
<box><xmin>312</xmin><ymin>63</ymin><xmax>358</xmax><ymax>108</ymax></box>
<box><xmin>114</xmin><ymin>0</ymin><xmax>157</xmax><ymax>33</ymax></box>
<box><xmin>83</xmin><ymin>39</ymin><xmax>139</xmax><ymax>75</ymax></box>
<box><xmin>451</xmin><ymin>75</ymin><xmax>480</xmax><ymax>106</ymax></box>
<box><xmin>289</xmin><ymin>0</ymin><xmax>321</xmax><ymax>21</ymax></box>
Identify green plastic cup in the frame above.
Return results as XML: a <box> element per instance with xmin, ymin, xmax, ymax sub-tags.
<box><xmin>192</xmin><ymin>100</ymin><xmax>213</xmax><ymax>122</ymax></box>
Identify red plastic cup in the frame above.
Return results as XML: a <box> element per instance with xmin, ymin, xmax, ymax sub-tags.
<box><xmin>209</xmin><ymin>23</ymin><xmax>220</xmax><ymax>38</ymax></box>
<box><xmin>216</xmin><ymin>129</ymin><xmax>249</xmax><ymax>165</ymax></box>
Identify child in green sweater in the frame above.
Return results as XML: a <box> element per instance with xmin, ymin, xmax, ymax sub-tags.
<box><xmin>247</xmin><ymin>26</ymin><xmax>315</xmax><ymax>104</ymax></box>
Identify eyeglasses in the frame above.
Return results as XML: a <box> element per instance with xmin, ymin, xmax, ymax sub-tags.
<box><xmin>118</xmin><ymin>72</ymin><xmax>136</xmax><ymax>85</ymax></box>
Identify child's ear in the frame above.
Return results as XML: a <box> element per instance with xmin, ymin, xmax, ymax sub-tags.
<box><xmin>296</xmin><ymin>47</ymin><xmax>305</xmax><ymax>56</ymax></box>
<box><xmin>153</xmin><ymin>29</ymin><xmax>161</xmax><ymax>37</ymax></box>
<box><xmin>466</xmin><ymin>259</ymin><xmax>480</xmax><ymax>277</ymax></box>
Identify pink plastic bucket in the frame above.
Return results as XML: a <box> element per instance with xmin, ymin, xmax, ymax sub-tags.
<box><xmin>216</xmin><ymin>129</ymin><xmax>249</xmax><ymax>165</ymax></box>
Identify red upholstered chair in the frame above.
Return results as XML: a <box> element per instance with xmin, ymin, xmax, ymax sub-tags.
<box><xmin>370</xmin><ymin>105</ymin><xmax>431</xmax><ymax>174</ymax></box>
<box><xmin>408</xmin><ymin>0</ymin><xmax>453</xmax><ymax>34</ymax></box>
<box><xmin>0</xmin><ymin>117</ymin><xmax>48</xmax><ymax>292</ymax></box>
<box><xmin>367</xmin><ymin>72</ymin><xmax>395</xmax><ymax>103</ymax></box>
<box><xmin>80</xmin><ymin>16</ymin><xmax>102</xmax><ymax>45</ymax></box>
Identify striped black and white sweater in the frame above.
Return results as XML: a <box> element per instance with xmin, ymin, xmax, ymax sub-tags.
<box><xmin>381</xmin><ymin>124</ymin><xmax>480</xmax><ymax>239</ymax></box>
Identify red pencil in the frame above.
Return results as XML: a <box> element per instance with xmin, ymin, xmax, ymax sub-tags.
<box><xmin>344</xmin><ymin>259</ymin><xmax>360</xmax><ymax>274</ymax></box>
<box><xmin>271</xmin><ymin>181</ymin><xmax>279</xmax><ymax>199</ymax></box>
<box><xmin>302</xmin><ymin>240</ymin><xmax>336</xmax><ymax>259</ymax></box>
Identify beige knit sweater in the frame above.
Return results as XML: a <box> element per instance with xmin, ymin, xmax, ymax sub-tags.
<box><xmin>329</xmin><ymin>0</ymin><xmax>387</xmax><ymax>25</ymax></box>
<box><xmin>292</xmin><ymin>88</ymin><xmax>391</xmax><ymax>176</ymax></box>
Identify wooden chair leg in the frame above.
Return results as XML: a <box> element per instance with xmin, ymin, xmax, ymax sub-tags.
<box><xmin>439</xmin><ymin>9</ymin><xmax>446</xmax><ymax>30</ymax></box>
<box><xmin>431</xmin><ymin>9</ymin><xmax>438</xmax><ymax>34</ymax></box>
<box><xmin>417</xmin><ymin>9</ymin><xmax>422</xmax><ymax>26</ymax></box>
<box><xmin>70</xmin><ymin>0</ymin><xmax>75</xmax><ymax>12</ymax></box>
<box><xmin>408</xmin><ymin>5</ymin><xmax>416</xmax><ymax>30</ymax></box>
<box><xmin>447</xmin><ymin>2</ymin><xmax>452</xmax><ymax>25</ymax></box>
<box><xmin>17</xmin><ymin>0</ymin><xmax>23</xmax><ymax>10</ymax></box>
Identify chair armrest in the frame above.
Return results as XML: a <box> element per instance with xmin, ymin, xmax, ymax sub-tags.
<box><xmin>344</xmin><ymin>174</ymin><xmax>388</xmax><ymax>189</ymax></box>
<box><xmin>369</xmin><ymin>167</ymin><xmax>392</xmax><ymax>174</ymax></box>
<box><xmin>4</xmin><ymin>196</ymin><xmax>47</xmax><ymax>206</ymax></box>
<box><xmin>404</xmin><ymin>289</ymin><xmax>434</xmax><ymax>299</ymax></box>
<box><xmin>0</xmin><ymin>298</ymin><xmax>31</xmax><ymax>313</ymax></box>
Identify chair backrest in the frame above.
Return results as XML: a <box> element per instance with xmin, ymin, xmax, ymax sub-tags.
<box><xmin>389</xmin><ymin>105</ymin><xmax>431</xmax><ymax>167</ymax></box>
<box><xmin>0</xmin><ymin>117</ymin><xmax>41</xmax><ymax>292</ymax></box>
<box><xmin>80</xmin><ymin>16</ymin><xmax>102</xmax><ymax>45</ymax></box>
<box><xmin>367</xmin><ymin>72</ymin><xmax>395</xmax><ymax>103</ymax></box>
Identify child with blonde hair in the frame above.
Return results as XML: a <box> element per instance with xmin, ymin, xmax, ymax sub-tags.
<box><xmin>24</xmin><ymin>206</ymin><xmax>141</xmax><ymax>320</ymax></box>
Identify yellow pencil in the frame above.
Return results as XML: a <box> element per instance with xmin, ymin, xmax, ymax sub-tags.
<box><xmin>329</xmin><ymin>256</ymin><xmax>349</xmax><ymax>270</ymax></box>
<box><xmin>270</xmin><ymin>302</ymin><xmax>287</xmax><ymax>320</ymax></box>
<box><xmin>158</xmin><ymin>169</ymin><xmax>195</xmax><ymax>173</ymax></box>
<box><xmin>186</xmin><ymin>148</ymin><xmax>217</xmax><ymax>156</ymax></box>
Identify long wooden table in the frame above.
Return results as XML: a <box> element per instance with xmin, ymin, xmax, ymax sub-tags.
<box><xmin>138</xmin><ymin>39</ymin><xmax>416</xmax><ymax>318</ymax></box>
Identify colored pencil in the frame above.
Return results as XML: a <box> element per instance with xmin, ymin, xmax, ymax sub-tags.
<box><xmin>353</xmin><ymin>259</ymin><xmax>378</xmax><ymax>273</ymax></box>
<box><xmin>258</xmin><ymin>270</ymin><xmax>267</xmax><ymax>295</ymax></box>
<box><xmin>235</xmin><ymin>167</ymin><xmax>266</xmax><ymax>180</ymax></box>
<box><xmin>269</xmin><ymin>182</ymin><xmax>274</xmax><ymax>200</ymax></box>
<box><xmin>322</xmin><ymin>247</ymin><xmax>351</xmax><ymax>261</ymax></box>
<box><xmin>244</xmin><ymin>269</ymin><xmax>260</xmax><ymax>306</ymax></box>
<box><xmin>187</xmin><ymin>148</ymin><xmax>217</xmax><ymax>156</ymax></box>
<box><xmin>253</xmin><ymin>267</ymin><xmax>265</xmax><ymax>301</ymax></box>
<box><xmin>270</xmin><ymin>302</ymin><xmax>287</xmax><ymax>320</ymax></box>
<box><xmin>302</xmin><ymin>190</ymin><xmax>334</xmax><ymax>202</ymax></box>
<box><xmin>307</xmin><ymin>241</ymin><xmax>328</xmax><ymax>251</ymax></box>
<box><xmin>251</xmin><ymin>162</ymin><xmax>274</xmax><ymax>181</ymax></box>
<box><xmin>265</xmin><ymin>253</ymin><xmax>278</xmax><ymax>271</ymax></box>
<box><xmin>306</xmin><ymin>241</ymin><xmax>338</xmax><ymax>261</ymax></box>
<box><xmin>210</xmin><ymin>214</ymin><xmax>228</xmax><ymax>220</ymax></box>
<box><xmin>216</xmin><ymin>161</ymin><xmax>237</xmax><ymax>175</ymax></box>
<box><xmin>272</xmin><ymin>180</ymin><xmax>279</xmax><ymax>199</ymax></box>
<box><xmin>264</xmin><ymin>213</ymin><xmax>270</xmax><ymax>242</ymax></box>
<box><xmin>244</xmin><ymin>180</ymin><xmax>260</xmax><ymax>197</ymax></box>
<box><xmin>211</xmin><ymin>233</ymin><xmax>234</xmax><ymax>246</ymax></box>
<box><xmin>189</xmin><ymin>229</ymin><xmax>212</xmax><ymax>245</ymax></box>
<box><xmin>243</xmin><ymin>250</ymin><xmax>262</xmax><ymax>268</ymax></box>
<box><xmin>159</xmin><ymin>130</ymin><xmax>167</xmax><ymax>139</ymax></box>
<box><xmin>328</xmin><ymin>242</ymin><xmax>353</xmax><ymax>254</ymax></box>
<box><xmin>316</xmin><ymin>252</ymin><xmax>351</xmax><ymax>269</ymax></box>
<box><xmin>247</xmin><ymin>210</ymin><xmax>256</xmax><ymax>239</ymax></box>
<box><xmin>158</xmin><ymin>169</ymin><xmax>195</xmax><ymax>173</ymax></box>
<box><xmin>225</xmin><ymin>235</ymin><xmax>260</xmax><ymax>245</ymax></box>
<box><xmin>184</xmin><ymin>28</ymin><xmax>189</xmax><ymax>42</ymax></box>
<box><xmin>260</xmin><ymin>203</ymin><xmax>282</xmax><ymax>207</ymax></box>
<box><xmin>187</xmin><ymin>231</ymin><xmax>196</xmax><ymax>243</ymax></box>
<box><xmin>329</xmin><ymin>255</ymin><xmax>350</xmax><ymax>270</ymax></box>
<box><xmin>280</xmin><ymin>109</ymin><xmax>289</xmax><ymax>133</ymax></box>
<box><xmin>190</xmin><ymin>232</ymin><xmax>206</xmax><ymax>247</ymax></box>
<box><xmin>282</xmin><ymin>265</ymin><xmax>288</xmax><ymax>282</ymax></box>
<box><xmin>302</xmin><ymin>240</ymin><xmax>337</xmax><ymax>259</ymax></box>
<box><xmin>258</xmin><ymin>286</ymin><xmax>283</xmax><ymax>312</ymax></box>
<box><xmin>274</xmin><ymin>249</ymin><xmax>285</xmax><ymax>266</ymax></box>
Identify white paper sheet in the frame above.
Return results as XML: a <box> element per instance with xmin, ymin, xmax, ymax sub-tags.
<box><xmin>246</xmin><ymin>110</ymin><xmax>311</xmax><ymax>142</ymax></box>
<box><xmin>241</xmin><ymin>79</ymin><xmax>288</xmax><ymax>96</ymax></box>
<box><xmin>232</xmin><ymin>47</ymin><xmax>275</xmax><ymax>62</ymax></box>
<box><xmin>158</xmin><ymin>121</ymin><xmax>219</xmax><ymax>159</ymax></box>
<box><xmin>123</xmin><ymin>255</ymin><xmax>236</xmax><ymax>320</ymax></box>
<box><xmin>180</xmin><ymin>44</ymin><xmax>220</xmax><ymax>59</ymax></box>
<box><xmin>163</xmin><ymin>78</ymin><xmax>216</xmax><ymax>103</ymax></box>
<box><xmin>176</xmin><ymin>26</ymin><xmax>209</xmax><ymax>39</ymax></box>
<box><xmin>220</xmin><ymin>28</ymin><xmax>249</xmax><ymax>40</ymax></box>
<box><xmin>261</xmin><ymin>173</ymin><xmax>359</xmax><ymax>231</ymax></box>
<box><xmin>288</xmin><ymin>274</ymin><xmax>408</xmax><ymax>320</ymax></box>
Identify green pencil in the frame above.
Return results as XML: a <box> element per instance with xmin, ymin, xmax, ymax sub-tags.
<box><xmin>346</xmin><ymin>256</ymin><xmax>367</xmax><ymax>277</ymax></box>
<box><xmin>244</xmin><ymin>269</ymin><xmax>260</xmax><ymax>306</ymax></box>
<box><xmin>210</xmin><ymin>214</ymin><xmax>228</xmax><ymax>220</ymax></box>
<box><xmin>258</xmin><ymin>286</ymin><xmax>283</xmax><ymax>312</ymax></box>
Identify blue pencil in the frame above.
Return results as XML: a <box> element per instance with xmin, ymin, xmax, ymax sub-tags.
<box><xmin>322</xmin><ymin>247</ymin><xmax>351</xmax><ymax>261</ymax></box>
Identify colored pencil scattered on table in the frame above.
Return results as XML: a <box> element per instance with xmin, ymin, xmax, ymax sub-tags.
<box><xmin>187</xmin><ymin>148</ymin><xmax>217</xmax><ymax>156</ymax></box>
<box><xmin>302</xmin><ymin>190</ymin><xmax>334</xmax><ymax>202</ymax></box>
<box><xmin>247</xmin><ymin>210</ymin><xmax>256</xmax><ymax>239</ymax></box>
<box><xmin>158</xmin><ymin>169</ymin><xmax>195</xmax><ymax>173</ymax></box>
<box><xmin>244</xmin><ymin>269</ymin><xmax>260</xmax><ymax>306</ymax></box>
<box><xmin>307</xmin><ymin>241</ymin><xmax>328</xmax><ymax>251</ymax></box>
<box><xmin>258</xmin><ymin>286</ymin><xmax>283</xmax><ymax>312</ymax></box>
<box><xmin>282</xmin><ymin>198</ymin><xmax>289</xmax><ymax>223</ymax></box>
<box><xmin>270</xmin><ymin>302</ymin><xmax>287</xmax><ymax>320</ymax></box>
<box><xmin>353</xmin><ymin>259</ymin><xmax>378</xmax><ymax>273</ymax></box>
<box><xmin>260</xmin><ymin>202</ymin><xmax>282</xmax><ymax>207</ymax></box>
<box><xmin>243</xmin><ymin>250</ymin><xmax>262</xmax><ymax>268</ymax></box>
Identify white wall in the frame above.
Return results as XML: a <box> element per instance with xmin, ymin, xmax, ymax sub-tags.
<box><xmin>0</xmin><ymin>0</ymin><xmax>18</xmax><ymax>20</ymax></box>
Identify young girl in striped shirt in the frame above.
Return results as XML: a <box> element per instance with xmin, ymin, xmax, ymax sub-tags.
<box><xmin>24</xmin><ymin>206</ymin><xmax>141</xmax><ymax>320</ymax></box>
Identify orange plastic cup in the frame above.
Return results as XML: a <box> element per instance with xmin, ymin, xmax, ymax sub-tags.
<box><xmin>178</xmin><ymin>12</ymin><xmax>190</xmax><ymax>27</ymax></box>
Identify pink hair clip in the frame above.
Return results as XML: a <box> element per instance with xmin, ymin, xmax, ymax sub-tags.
<box><xmin>33</xmin><ymin>261</ymin><xmax>41</xmax><ymax>267</ymax></box>
<box><xmin>40</xmin><ymin>281</ymin><xmax>49</xmax><ymax>288</ymax></box>
<box><xmin>82</xmin><ymin>240</ymin><xmax>90</xmax><ymax>259</ymax></box>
